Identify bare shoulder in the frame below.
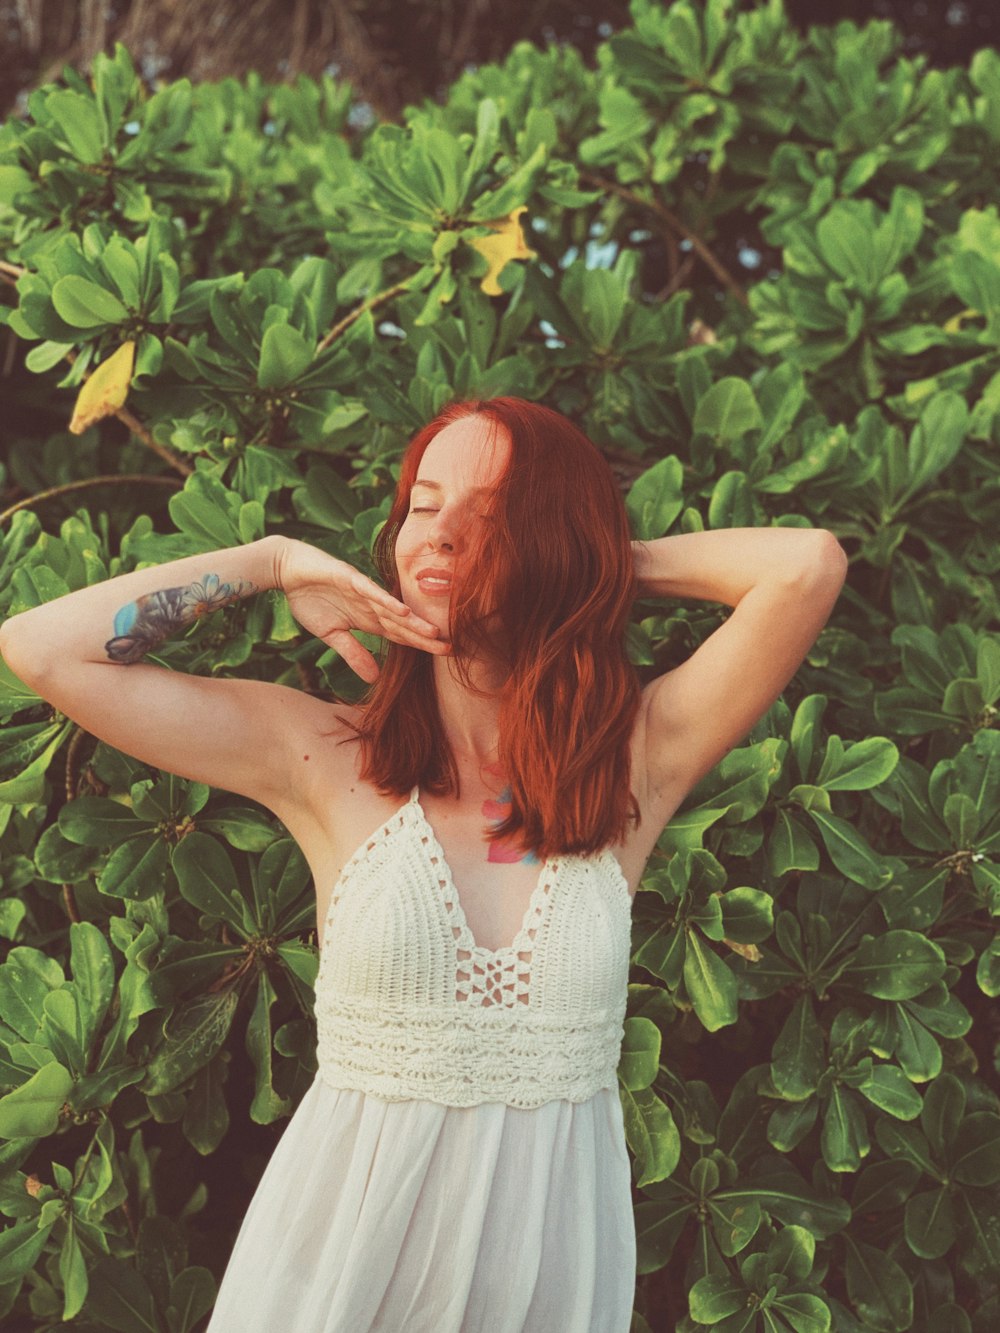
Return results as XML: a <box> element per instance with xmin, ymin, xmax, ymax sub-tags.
<box><xmin>265</xmin><ymin>696</ymin><xmax>419</xmax><ymax>949</ymax></box>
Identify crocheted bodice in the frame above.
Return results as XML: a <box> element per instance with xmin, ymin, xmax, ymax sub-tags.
<box><xmin>313</xmin><ymin>786</ymin><xmax>633</xmax><ymax>1109</ymax></box>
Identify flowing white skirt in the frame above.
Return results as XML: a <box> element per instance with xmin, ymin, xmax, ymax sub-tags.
<box><xmin>206</xmin><ymin>1072</ymin><xmax>636</xmax><ymax>1332</ymax></box>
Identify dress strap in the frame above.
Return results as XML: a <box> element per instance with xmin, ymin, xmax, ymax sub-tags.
<box><xmin>409</xmin><ymin>784</ymin><xmax>420</xmax><ymax>804</ymax></box>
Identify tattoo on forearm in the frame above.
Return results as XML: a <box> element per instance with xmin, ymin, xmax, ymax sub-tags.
<box><xmin>105</xmin><ymin>573</ymin><xmax>258</xmax><ymax>664</ymax></box>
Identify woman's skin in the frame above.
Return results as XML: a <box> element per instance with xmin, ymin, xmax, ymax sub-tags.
<box><xmin>0</xmin><ymin>416</ymin><xmax>847</xmax><ymax>951</ymax></box>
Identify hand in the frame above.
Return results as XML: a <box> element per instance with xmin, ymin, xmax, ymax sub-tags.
<box><xmin>274</xmin><ymin>537</ymin><xmax>449</xmax><ymax>682</ymax></box>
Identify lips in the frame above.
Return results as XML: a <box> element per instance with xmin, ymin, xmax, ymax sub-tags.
<box><xmin>416</xmin><ymin>567</ymin><xmax>453</xmax><ymax>594</ymax></box>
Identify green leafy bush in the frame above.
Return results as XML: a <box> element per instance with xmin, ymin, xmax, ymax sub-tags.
<box><xmin>0</xmin><ymin>3</ymin><xmax>998</xmax><ymax>1329</ymax></box>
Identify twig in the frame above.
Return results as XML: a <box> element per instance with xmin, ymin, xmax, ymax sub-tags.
<box><xmin>60</xmin><ymin>347</ymin><xmax>193</xmax><ymax>476</ymax></box>
<box><xmin>579</xmin><ymin>170</ymin><xmax>748</xmax><ymax>307</ymax></box>
<box><xmin>115</xmin><ymin>403</ymin><xmax>193</xmax><ymax>475</ymax></box>
<box><xmin>58</xmin><ymin>724</ymin><xmax>95</xmax><ymax>927</ymax></box>
<box><xmin>0</xmin><ymin>473</ymin><xmax>183</xmax><ymax>525</ymax></box>
<box><xmin>316</xmin><ymin>278</ymin><xmax>412</xmax><ymax>351</ymax></box>
<box><xmin>0</xmin><ymin>259</ymin><xmax>25</xmax><ymax>277</ymax></box>
<box><xmin>61</xmin><ymin>882</ymin><xmax>81</xmax><ymax>925</ymax></box>
<box><xmin>64</xmin><ymin>725</ymin><xmax>90</xmax><ymax>802</ymax></box>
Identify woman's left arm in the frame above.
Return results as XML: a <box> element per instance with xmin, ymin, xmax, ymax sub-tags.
<box><xmin>633</xmin><ymin>527</ymin><xmax>848</xmax><ymax>802</ymax></box>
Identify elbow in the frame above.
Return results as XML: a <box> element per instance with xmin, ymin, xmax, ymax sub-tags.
<box><xmin>816</xmin><ymin>529</ymin><xmax>849</xmax><ymax>581</ymax></box>
<box><xmin>0</xmin><ymin>618</ymin><xmax>49</xmax><ymax>690</ymax></box>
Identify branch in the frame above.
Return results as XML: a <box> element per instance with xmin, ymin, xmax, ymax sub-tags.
<box><xmin>0</xmin><ymin>287</ymin><xmax>193</xmax><ymax>474</ymax></box>
<box><xmin>114</xmin><ymin>403</ymin><xmax>194</xmax><ymax>476</ymax></box>
<box><xmin>579</xmin><ymin>170</ymin><xmax>748</xmax><ymax>307</ymax></box>
<box><xmin>316</xmin><ymin>278</ymin><xmax>412</xmax><ymax>352</ymax></box>
<box><xmin>60</xmin><ymin>347</ymin><xmax>193</xmax><ymax>477</ymax></box>
<box><xmin>0</xmin><ymin>473</ymin><xmax>183</xmax><ymax>525</ymax></box>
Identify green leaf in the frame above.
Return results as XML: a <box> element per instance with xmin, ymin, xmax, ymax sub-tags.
<box><xmin>805</xmin><ymin>806</ymin><xmax>891</xmax><ymax>889</ymax></box>
<box><xmin>718</xmin><ymin>886</ymin><xmax>773</xmax><ymax>944</ymax></box>
<box><xmin>822</xmin><ymin>1084</ymin><xmax>870</xmax><ymax>1171</ymax></box>
<box><xmin>0</xmin><ymin>664</ymin><xmax>41</xmax><ymax>730</ymax></box>
<box><xmin>141</xmin><ymin>990</ymin><xmax>240</xmax><ymax>1096</ymax></box>
<box><xmin>772</xmin><ymin>994</ymin><xmax>825</xmax><ymax>1100</ymax></box>
<box><xmin>843</xmin><ymin>1234</ymin><xmax>914</xmax><ymax>1331</ymax></box>
<box><xmin>842</xmin><ymin>930</ymin><xmax>946</xmax><ymax>1000</ymax></box>
<box><xmin>292</xmin><ymin>464</ymin><xmax>359</xmax><ymax>532</ymax></box>
<box><xmin>684</xmin><ymin>931</ymin><xmax>738</xmax><ymax>1031</ymax></box>
<box><xmin>172</xmin><ymin>832</ymin><xmax>251</xmax><ymax>931</ymax></box>
<box><xmin>901</xmin><ymin>391</ymin><xmax>969</xmax><ymax>504</ymax></box>
<box><xmin>255</xmin><ymin>837</ymin><xmax>310</xmax><ymax>923</ymax></box>
<box><xmin>692</xmin><ymin>377</ymin><xmax>764</xmax><ymax>442</ymax></box>
<box><xmin>0</xmin><ymin>1060</ymin><xmax>73</xmax><ymax>1138</ymax></box>
<box><xmin>619</xmin><ymin>1015</ymin><xmax>661</xmax><ymax>1091</ymax></box>
<box><xmin>789</xmin><ymin>694</ymin><xmax>827</xmax><ymax>783</ymax></box>
<box><xmin>257</xmin><ymin>321</ymin><xmax>313</xmax><ymax>389</ymax></box>
<box><xmin>951</xmin><ymin>1111</ymin><xmax>1000</xmax><ymax>1186</ymax></box>
<box><xmin>98</xmin><ymin>834</ymin><xmax>171</xmax><ymax>900</ymax></box>
<box><xmin>689</xmin><ymin>1274</ymin><xmax>746</xmax><ymax>1323</ymax></box>
<box><xmin>0</xmin><ymin>717</ymin><xmax>74</xmax><ymax>804</ymax></box>
<box><xmin>904</xmin><ymin>1186</ymin><xmax>955</xmax><ymax>1259</ymax></box>
<box><xmin>85</xmin><ymin>1256</ymin><xmax>159</xmax><ymax>1332</ymax></box>
<box><xmin>182</xmin><ymin>1059</ymin><xmax>231</xmax><ymax>1157</ymax></box>
<box><xmin>769</xmin><ymin>808</ymin><xmax>820</xmax><ymax>876</ymax></box>
<box><xmin>626</xmin><ymin>455</ymin><xmax>684</xmax><ymax>540</ymax></box>
<box><xmin>856</xmin><ymin>1064</ymin><xmax>922</xmax><ymax>1120</ymax></box>
<box><xmin>619</xmin><ymin>1083</ymin><xmax>681</xmax><ymax>1188</ymax></box>
<box><xmin>68</xmin><ymin>921</ymin><xmax>115</xmax><ymax>1050</ymax></box>
<box><xmin>47</xmin><ymin>90</ymin><xmax>106</xmax><ymax>163</ymax></box>
<box><xmin>815</xmin><ymin>735</ymin><xmax>899</xmax><ymax>791</ymax></box>
<box><xmin>58</xmin><ymin>795</ymin><xmax>147</xmax><ymax>846</ymax></box>
<box><xmin>817</xmin><ymin>205</ymin><xmax>879</xmax><ymax>292</ymax></box>
<box><xmin>164</xmin><ymin>1267</ymin><xmax>216</xmax><ymax>1330</ymax></box>
<box><xmin>51</xmin><ymin>275</ymin><xmax>130</xmax><ymax>329</ymax></box>
<box><xmin>245</xmin><ymin>969</ymin><xmax>293</xmax><ymax>1122</ymax></box>
<box><xmin>708</xmin><ymin>470</ymin><xmax>754</xmax><ymax>528</ymax></box>
<box><xmin>197</xmin><ymin>806</ymin><xmax>280</xmax><ymax>852</ymax></box>
<box><xmin>0</xmin><ymin>1216</ymin><xmax>58</xmax><ymax>1284</ymax></box>
<box><xmin>57</xmin><ymin>1222</ymin><xmax>88</xmax><ymax>1321</ymax></box>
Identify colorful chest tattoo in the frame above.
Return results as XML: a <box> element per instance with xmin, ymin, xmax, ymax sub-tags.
<box><xmin>481</xmin><ymin>785</ymin><xmax>541</xmax><ymax>864</ymax></box>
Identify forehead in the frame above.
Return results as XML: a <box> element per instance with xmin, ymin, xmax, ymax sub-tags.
<box><xmin>414</xmin><ymin>416</ymin><xmax>511</xmax><ymax>491</ymax></box>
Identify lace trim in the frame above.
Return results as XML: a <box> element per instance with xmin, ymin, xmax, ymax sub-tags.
<box><xmin>314</xmin><ymin>995</ymin><xmax>625</xmax><ymax>1108</ymax></box>
<box><xmin>411</xmin><ymin>793</ymin><xmax>561</xmax><ymax>1008</ymax></box>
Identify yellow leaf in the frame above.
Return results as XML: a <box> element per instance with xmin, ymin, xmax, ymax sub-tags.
<box><xmin>943</xmin><ymin>308</ymin><xmax>978</xmax><ymax>333</ymax></box>
<box><xmin>68</xmin><ymin>340</ymin><xmax>136</xmax><ymax>435</ymax></box>
<box><xmin>468</xmin><ymin>206</ymin><xmax>536</xmax><ymax>297</ymax></box>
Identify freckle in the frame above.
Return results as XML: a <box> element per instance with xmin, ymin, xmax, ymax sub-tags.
<box><xmin>303</xmin><ymin>755</ymin><xmax>310</xmax><ymax>761</ymax></box>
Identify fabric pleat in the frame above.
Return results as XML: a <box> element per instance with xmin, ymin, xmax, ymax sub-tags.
<box><xmin>206</xmin><ymin>1075</ymin><xmax>636</xmax><ymax>1332</ymax></box>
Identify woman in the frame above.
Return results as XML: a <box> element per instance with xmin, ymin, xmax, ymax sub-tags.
<box><xmin>0</xmin><ymin>396</ymin><xmax>847</xmax><ymax>1331</ymax></box>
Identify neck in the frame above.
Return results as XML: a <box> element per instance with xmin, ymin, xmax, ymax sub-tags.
<box><xmin>431</xmin><ymin>652</ymin><xmax>506</xmax><ymax>774</ymax></box>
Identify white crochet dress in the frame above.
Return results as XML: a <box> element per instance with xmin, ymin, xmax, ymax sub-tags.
<box><xmin>206</xmin><ymin>786</ymin><xmax>636</xmax><ymax>1332</ymax></box>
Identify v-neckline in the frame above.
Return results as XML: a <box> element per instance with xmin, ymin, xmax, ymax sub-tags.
<box><xmin>408</xmin><ymin>786</ymin><xmax>559</xmax><ymax>957</ymax></box>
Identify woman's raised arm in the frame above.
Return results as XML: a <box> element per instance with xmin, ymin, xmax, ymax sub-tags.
<box><xmin>0</xmin><ymin>535</ymin><xmax>445</xmax><ymax>811</ymax></box>
<box><xmin>633</xmin><ymin>527</ymin><xmax>848</xmax><ymax>813</ymax></box>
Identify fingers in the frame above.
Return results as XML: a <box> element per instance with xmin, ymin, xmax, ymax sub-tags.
<box><xmin>375</xmin><ymin>606</ymin><xmax>446</xmax><ymax>646</ymax></box>
<box><xmin>350</xmin><ymin>573</ymin><xmax>443</xmax><ymax>642</ymax></box>
<box><xmin>329</xmin><ymin>631</ymin><xmax>381</xmax><ymax>683</ymax></box>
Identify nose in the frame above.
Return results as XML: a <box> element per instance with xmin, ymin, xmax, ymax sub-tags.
<box><xmin>427</xmin><ymin>507</ymin><xmax>461</xmax><ymax>552</ymax></box>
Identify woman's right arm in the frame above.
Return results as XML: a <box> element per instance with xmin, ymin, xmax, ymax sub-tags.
<box><xmin>0</xmin><ymin>534</ymin><xmax>443</xmax><ymax>810</ymax></box>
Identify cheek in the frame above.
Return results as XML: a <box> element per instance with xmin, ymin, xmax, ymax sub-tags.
<box><xmin>394</xmin><ymin>525</ymin><xmax>417</xmax><ymax>565</ymax></box>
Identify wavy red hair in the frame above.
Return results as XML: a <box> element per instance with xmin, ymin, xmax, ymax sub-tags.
<box><xmin>335</xmin><ymin>396</ymin><xmax>642</xmax><ymax>857</ymax></box>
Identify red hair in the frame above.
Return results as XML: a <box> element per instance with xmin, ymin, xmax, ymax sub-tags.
<box><xmin>335</xmin><ymin>396</ymin><xmax>642</xmax><ymax>858</ymax></box>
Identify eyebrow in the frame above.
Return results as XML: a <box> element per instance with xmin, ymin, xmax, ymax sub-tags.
<box><xmin>410</xmin><ymin>480</ymin><xmax>493</xmax><ymax>494</ymax></box>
